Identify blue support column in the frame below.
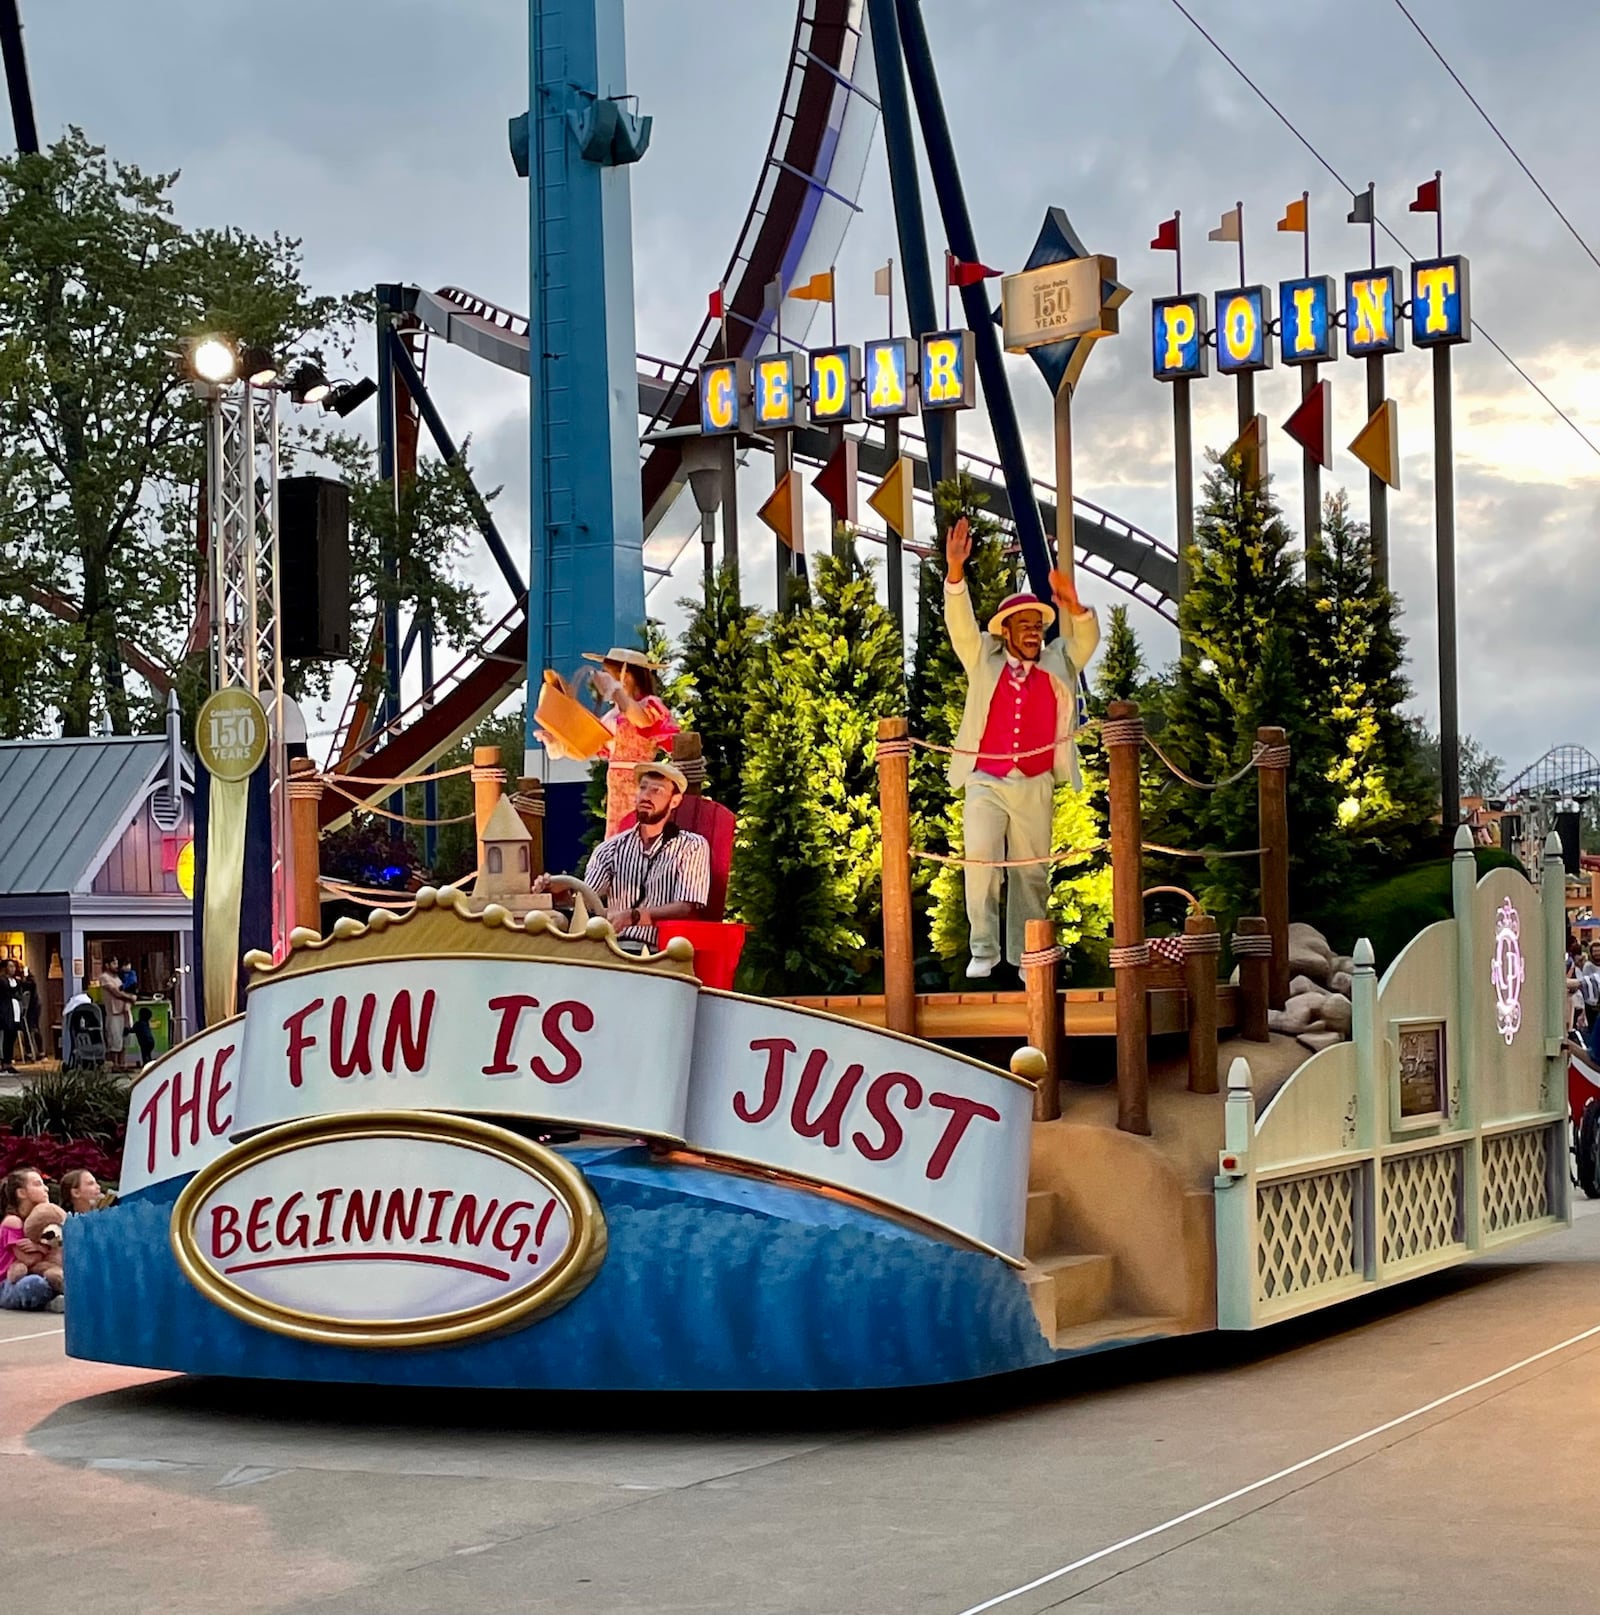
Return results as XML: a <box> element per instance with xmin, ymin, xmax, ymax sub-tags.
<box><xmin>523</xmin><ymin>0</ymin><xmax>650</xmax><ymax>784</ymax></box>
<box><xmin>893</xmin><ymin>0</ymin><xmax>1054</xmax><ymax>604</ymax></box>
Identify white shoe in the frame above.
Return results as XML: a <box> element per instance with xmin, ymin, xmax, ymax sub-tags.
<box><xmin>965</xmin><ymin>957</ymin><xmax>997</xmax><ymax>980</ymax></box>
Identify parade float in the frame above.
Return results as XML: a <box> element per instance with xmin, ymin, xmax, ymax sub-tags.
<box><xmin>64</xmin><ymin>0</ymin><xmax>1572</xmax><ymax>1390</ymax></box>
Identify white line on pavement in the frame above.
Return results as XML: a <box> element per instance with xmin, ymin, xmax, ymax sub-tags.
<box><xmin>0</xmin><ymin>1328</ymin><xmax>64</xmax><ymax>1347</ymax></box>
<box><xmin>955</xmin><ymin>1319</ymin><xmax>1600</xmax><ymax>1615</ymax></box>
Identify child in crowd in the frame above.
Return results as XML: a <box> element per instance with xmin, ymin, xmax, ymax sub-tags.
<box><xmin>0</xmin><ymin>1167</ymin><xmax>58</xmax><ymax>1311</ymax></box>
<box><xmin>132</xmin><ymin>1006</ymin><xmax>155</xmax><ymax>1067</ymax></box>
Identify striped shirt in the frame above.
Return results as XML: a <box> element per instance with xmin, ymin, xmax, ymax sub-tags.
<box><xmin>582</xmin><ymin>822</ymin><xmax>711</xmax><ymax>948</ymax></box>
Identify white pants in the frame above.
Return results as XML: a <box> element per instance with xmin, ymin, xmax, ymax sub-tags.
<box><xmin>963</xmin><ymin>772</ymin><xmax>1053</xmax><ymax>966</ymax></box>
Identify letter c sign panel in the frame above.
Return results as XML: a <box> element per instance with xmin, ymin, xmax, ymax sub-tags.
<box><xmin>171</xmin><ymin>1112</ymin><xmax>606</xmax><ymax>1347</ymax></box>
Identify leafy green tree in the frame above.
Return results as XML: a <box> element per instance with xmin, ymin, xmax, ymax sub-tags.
<box><xmin>676</xmin><ymin>561</ymin><xmax>766</xmax><ymax>806</ymax></box>
<box><xmin>1304</xmin><ymin>490</ymin><xmax>1435</xmax><ymax>865</ymax></box>
<box><xmin>1153</xmin><ymin>452</ymin><xmax>1339</xmax><ymax>922</ymax></box>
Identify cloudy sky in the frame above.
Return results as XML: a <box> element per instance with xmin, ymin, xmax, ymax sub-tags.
<box><xmin>22</xmin><ymin>0</ymin><xmax>1600</xmax><ymax>775</ymax></box>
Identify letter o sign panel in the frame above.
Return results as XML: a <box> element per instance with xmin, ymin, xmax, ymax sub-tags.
<box><xmin>171</xmin><ymin>1112</ymin><xmax>606</xmax><ymax>1347</ymax></box>
<box><xmin>1214</xmin><ymin>285</ymin><xmax>1273</xmax><ymax>374</ymax></box>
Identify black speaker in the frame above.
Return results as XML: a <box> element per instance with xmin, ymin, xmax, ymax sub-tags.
<box><xmin>1558</xmin><ymin>809</ymin><xmax>1582</xmax><ymax>877</ymax></box>
<box><xmin>1500</xmin><ymin>812</ymin><xmax>1522</xmax><ymax>853</ymax></box>
<box><xmin>279</xmin><ymin>476</ymin><xmax>351</xmax><ymax>659</ymax></box>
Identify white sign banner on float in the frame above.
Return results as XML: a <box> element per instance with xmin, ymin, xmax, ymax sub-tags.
<box><xmin>229</xmin><ymin>957</ymin><xmax>699</xmax><ymax>1143</ymax></box>
<box><xmin>124</xmin><ymin>956</ymin><xmax>1034</xmax><ymax>1261</ymax></box>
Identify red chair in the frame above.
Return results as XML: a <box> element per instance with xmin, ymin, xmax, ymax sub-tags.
<box><xmin>617</xmin><ymin>795</ymin><xmax>746</xmax><ymax>985</ymax></box>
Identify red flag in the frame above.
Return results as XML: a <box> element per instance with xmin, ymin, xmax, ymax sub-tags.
<box><xmin>708</xmin><ymin>287</ymin><xmax>725</xmax><ymax>321</ymax></box>
<box><xmin>1150</xmin><ymin>215</ymin><xmax>1179</xmax><ymax>252</ymax></box>
<box><xmin>1409</xmin><ymin>177</ymin><xmax>1440</xmax><ymax>214</ymax></box>
<box><xmin>947</xmin><ymin>255</ymin><xmax>1000</xmax><ymax>288</ymax></box>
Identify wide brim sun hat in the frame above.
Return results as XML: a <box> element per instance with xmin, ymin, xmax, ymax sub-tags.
<box><xmin>633</xmin><ymin>759</ymin><xmax>689</xmax><ymax>792</ymax></box>
<box><xmin>582</xmin><ymin>646</ymin><xmax>667</xmax><ymax>670</ymax></box>
<box><xmin>987</xmin><ymin>593</ymin><xmax>1056</xmax><ymax>634</ymax></box>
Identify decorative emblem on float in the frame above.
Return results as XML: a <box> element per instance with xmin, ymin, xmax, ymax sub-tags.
<box><xmin>1489</xmin><ymin>897</ymin><xmax>1524</xmax><ymax>1046</ymax></box>
<box><xmin>171</xmin><ymin>1112</ymin><xmax>606</xmax><ymax>1348</ymax></box>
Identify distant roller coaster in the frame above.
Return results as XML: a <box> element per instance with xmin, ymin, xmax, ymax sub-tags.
<box><xmin>1502</xmin><ymin>744</ymin><xmax>1600</xmax><ymax>802</ymax></box>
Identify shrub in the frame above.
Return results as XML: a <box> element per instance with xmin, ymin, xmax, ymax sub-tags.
<box><xmin>0</xmin><ymin>1066</ymin><xmax>130</xmax><ymax>1147</ymax></box>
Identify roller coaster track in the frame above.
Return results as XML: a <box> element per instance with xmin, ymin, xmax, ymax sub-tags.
<box><xmin>323</xmin><ymin>0</ymin><xmax>1176</xmax><ymax>826</ymax></box>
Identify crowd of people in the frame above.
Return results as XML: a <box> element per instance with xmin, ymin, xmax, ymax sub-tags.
<box><xmin>0</xmin><ymin>960</ymin><xmax>44</xmax><ymax>1075</ymax></box>
<box><xmin>0</xmin><ymin>1164</ymin><xmax>103</xmax><ymax>1312</ymax></box>
<box><xmin>1566</xmin><ymin>934</ymin><xmax>1600</xmax><ymax>1058</ymax></box>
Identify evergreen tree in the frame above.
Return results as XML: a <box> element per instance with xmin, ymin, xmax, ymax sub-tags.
<box><xmin>676</xmin><ymin>561</ymin><xmax>767</xmax><ymax>806</ymax></box>
<box><xmin>1153</xmin><ymin>452</ymin><xmax>1339</xmax><ymax>923</ymax></box>
<box><xmin>727</xmin><ymin>544</ymin><xmax>904</xmax><ymax>989</ymax></box>
<box><xmin>1305</xmin><ymin>490</ymin><xmax>1435</xmax><ymax>866</ymax></box>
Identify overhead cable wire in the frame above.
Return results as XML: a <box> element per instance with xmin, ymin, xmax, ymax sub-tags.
<box><xmin>1167</xmin><ymin>0</ymin><xmax>1600</xmax><ymax>465</ymax></box>
<box><xmin>1391</xmin><ymin>0</ymin><xmax>1600</xmax><ymax>279</ymax></box>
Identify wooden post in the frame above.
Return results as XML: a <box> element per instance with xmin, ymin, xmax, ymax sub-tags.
<box><xmin>1256</xmin><ymin>726</ymin><xmax>1291</xmax><ymax>1009</ymax></box>
<box><xmin>1184</xmin><ymin>911</ymin><xmax>1221</xmax><ymax>1094</ymax></box>
<box><xmin>511</xmin><ymin>776</ymin><xmax>545</xmax><ymax>879</ymax></box>
<box><xmin>672</xmin><ymin>731</ymin><xmax>706</xmax><ymax>797</ymax></box>
<box><xmin>1234</xmin><ymin>916</ymin><xmax>1271</xmax><ymax>1043</ymax></box>
<box><xmin>1105</xmin><ymin>700</ymin><xmax>1150</xmax><ymax>1135</ymax></box>
<box><xmin>472</xmin><ymin>745</ymin><xmax>505</xmax><ymax>873</ymax></box>
<box><xmin>1023</xmin><ymin>917</ymin><xmax>1063</xmax><ymax>1121</ymax></box>
<box><xmin>877</xmin><ymin>716</ymin><xmax>915</xmax><ymax>1036</ymax></box>
<box><xmin>286</xmin><ymin>758</ymin><xmax>324</xmax><ymax>935</ymax></box>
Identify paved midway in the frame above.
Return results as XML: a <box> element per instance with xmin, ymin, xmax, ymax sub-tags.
<box><xmin>14</xmin><ymin>1203</ymin><xmax>1599</xmax><ymax>1613</ymax></box>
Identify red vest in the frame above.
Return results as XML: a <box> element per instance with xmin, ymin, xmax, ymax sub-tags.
<box><xmin>975</xmin><ymin>662</ymin><xmax>1057</xmax><ymax>778</ymax></box>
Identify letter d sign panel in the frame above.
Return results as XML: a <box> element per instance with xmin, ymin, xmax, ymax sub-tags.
<box><xmin>1150</xmin><ymin>294</ymin><xmax>1208</xmax><ymax>381</ymax></box>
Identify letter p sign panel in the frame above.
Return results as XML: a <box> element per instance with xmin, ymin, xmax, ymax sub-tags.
<box><xmin>1151</xmin><ymin>294</ymin><xmax>1208</xmax><ymax>381</ymax></box>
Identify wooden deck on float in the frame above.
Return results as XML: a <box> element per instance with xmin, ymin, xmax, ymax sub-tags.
<box><xmin>779</xmin><ymin>984</ymin><xmax>1239</xmax><ymax>1040</ymax></box>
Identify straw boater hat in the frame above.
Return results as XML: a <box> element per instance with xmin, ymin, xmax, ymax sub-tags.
<box><xmin>582</xmin><ymin>646</ymin><xmax>666</xmax><ymax>670</ymax></box>
<box><xmin>633</xmin><ymin>759</ymin><xmax>688</xmax><ymax>793</ymax></box>
<box><xmin>987</xmin><ymin>592</ymin><xmax>1056</xmax><ymax>634</ymax></box>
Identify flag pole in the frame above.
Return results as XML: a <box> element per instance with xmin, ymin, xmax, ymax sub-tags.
<box><xmin>1302</xmin><ymin>190</ymin><xmax>1310</xmax><ymax>279</ymax></box>
<box><xmin>1300</xmin><ymin>191</ymin><xmax>1321</xmax><ymax>587</ymax></box>
<box><xmin>1367</xmin><ymin>181</ymin><xmax>1376</xmax><ymax>270</ymax></box>
<box><xmin>1234</xmin><ymin>202</ymin><xmax>1253</xmax><ymax>440</ymax></box>
<box><xmin>889</xmin><ymin>257</ymin><xmax>896</xmax><ymax>339</ymax></box>
<box><xmin>1435</xmin><ymin>169</ymin><xmax>1444</xmax><ymax>258</ymax></box>
<box><xmin>1236</xmin><ymin>198</ymin><xmax>1245</xmax><ymax>286</ymax></box>
<box><xmin>1174</xmin><ymin>209</ymin><xmax>1183</xmax><ymax>294</ymax></box>
<box><xmin>1169</xmin><ymin>210</ymin><xmax>1194</xmax><ymax>626</ymax></box>
<box><xmin>830</xmin><ymin>267</ymin><xmax>838</xmax><ymax>347</ymax></box>
<box><xmin>1431</xmin><ymin>165</ymin><xmax>1459</xmax><ymax>841</ymax></box>
<box><xmin>944</xmin><ymin>251</ymin><xmax>952</xmax><ymax>328</ymax></box>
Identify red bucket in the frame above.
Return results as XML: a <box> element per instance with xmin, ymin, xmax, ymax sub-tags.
<box><xmin>657</xmin><ymin>920</ymin><xmax>749</xmax><ymax>990</ymax></box>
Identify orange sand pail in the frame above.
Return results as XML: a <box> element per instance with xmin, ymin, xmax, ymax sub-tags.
<box><xmin>536</xmin><ymin>670</ymin><xmax>611</xmax><ymax>760</ymax></box>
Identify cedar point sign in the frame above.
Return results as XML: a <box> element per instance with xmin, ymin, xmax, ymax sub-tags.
<box><xmin>130</xmin><ymin>889</ymin><xmax>1035</xmax><ymax>1346</ymax></box>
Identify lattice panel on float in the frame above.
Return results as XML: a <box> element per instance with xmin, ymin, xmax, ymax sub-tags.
<box><xmin>1256</xmin><ymin>1168</ymin><xmax>1362</xmax><ymax>1303</ymax></box>
<box><xmin>1483</xmin><ymin>1127</ymin><xmax>1551</xmax><ymax>1234</ymax></box>
<box><xmin>1381</xmin><ymin>1146</ymin><xmax>1465</xmax><ymax>1265</ymax></box>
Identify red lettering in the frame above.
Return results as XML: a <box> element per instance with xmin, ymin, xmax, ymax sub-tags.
<box><xmin>790</xmin><ymin>1049</ymin><xmax>864</xmax><ymax>1149</ymax></box>
<box><xmin>170</xmin><ymin>1062</ymin><xmax>203</xmax><ymax>1159</ymax></box>
<box><xmin>492</xmin><ymin>1200</ymin><xmax>538</xmax><ymax>1263</ymax></box>
<box><xmin>330</xmin><ymin>994</ymin><xmax>377</xmax><ymax>1079</ymax></box>
<box><xmin>924</xmin><ymin>1093</ymin><xmax>1002</xmax><ymax>1181</ymax></box>
<box><xmin>138</xmin><ymin>1078</ymin><xmax>169</xmax><ymax>1174</ymax></box>
<box><xmin>245</xmin><ymin>1195</ymin><xmax>273</xmax><ymax>1254</ymax></box>
<box><xmin>313</xmin><ymin>1187</ymin><xmax>341</xmax><ymax>1246</ymax></box>
<box><xmin>450</xmin><ymin>1195</ymin><xmax>498</xmax><ymax>1248</ymax></box>
<box><xmin>283</xmin><ymin>998</ymin><xmax>325</xmax><ymax>1088</ymax></box>
<box><xmin>534</xmin><ymin>1198</ymin><xmax>557</xmax><ymax>1247</ymax></box>
<box><xmin>341</xmin><ymin>1189</ymin><xmax>381</xmax><ymax>1243</ymax></box>
<box><xmin>209</xmin><ymin>1204</ymin><xmax>241</xmax><ymax>1259</ymax></box>
<box><xmin>382</xmin><ymin>1188</ymin><xmax>422</xmax><ymax>1241</ymax></box>
<box><xmin>274</xmin><ymin>1192</ymin><xmax>310</xmax><ymax>1249</ymax></box>
<box><xmin>382</xmin><ymin>990</ymin><xmax>435</xmax><ymax>1073</ymax></box>
<box><xmin>421</xmin><ymin>1188</ymin><xmax>453</xmax><ymax>1243</ymax></box>
<box><xmin>206</xmin><ymin>1045</ymin><xmax>235</xmax><ymax>1137</ymax></box>
<box><xmin>482</xmin><ymin>994</ymin><xmax>541</xmax><ymax>1075</ymax></box>
<box><xmin>736</xmin><ymin>1038</ymin><xmax>793</xmax><ymax>1124</ymax></box>
<box><xmin>533</xmin><ymin>1000</ymin><xmax>592</xmax><ymax>1084</ymax></box>
<box><xmin>852</xmin><ymin>1071</ymin><xmax>924</xmax><ymax>1162</ymax></box>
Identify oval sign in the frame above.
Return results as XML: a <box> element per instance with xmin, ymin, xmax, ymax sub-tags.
<box><xmin>171</xmin><ymin>1112</ymin><xmax>605</xmax><ymax>1348</ymax></box>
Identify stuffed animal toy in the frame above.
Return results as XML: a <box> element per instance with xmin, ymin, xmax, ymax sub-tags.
<box><xmin>7</xmin><ymin>1203</ymin><xmax>66</xmax><ymax>1293</ymax></box>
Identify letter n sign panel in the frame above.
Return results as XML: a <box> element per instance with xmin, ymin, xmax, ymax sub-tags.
<box><xmin>1411</xmin><ymin>256</ymin><xmax>1471</xmax><ymax>346</ymax></box>
<box><xmin>1151</xmin><ymin>294</ymin><xmax>1208</xmax><ymax>381</ymax></box>
<box><xmin>1345</xmin><ymin>267</ymin><xmax>1405</xmax><ymax>356</ymax></box>
<box><xmin>1215</xmin><ymin>286</ymin><xmax>1273</xmax><ymax>374</ymax></box>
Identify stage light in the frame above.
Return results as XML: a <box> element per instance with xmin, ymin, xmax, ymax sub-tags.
<box><xmin>240</xmin><ymin>345</ymin><xmax>278</xmax><ymax>386</ymax></box>
<box><xmin>324</xmin><ymin>377</ymin><xmax>377</xmax><ymax>418</ymax></box>
<box><xmin>288</xmin><ymin>362</ymin><xmax>331</xmax><ymax>405</ymax></box>
<box><xmin>190</xmin><ymin>337</ymin><xmax>238</xmax><ymax>384</ymax></box>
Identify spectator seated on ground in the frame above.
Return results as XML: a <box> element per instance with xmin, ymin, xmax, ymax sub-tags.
<box><xmin>534</xmin><ymin>760</ymin><xmax>710</xmax><ymax>954</ymax></box>
<box><xmin>0</xmin><ymin>1168</ymin><xmax>60</xmax><ymax>1312</ymax></box>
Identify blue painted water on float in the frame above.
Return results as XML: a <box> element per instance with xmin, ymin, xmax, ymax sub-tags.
<box><xmin>64</xmin><ymin>1148</ymin><xmax>1054</xmax><ymax>1390</ymax></box>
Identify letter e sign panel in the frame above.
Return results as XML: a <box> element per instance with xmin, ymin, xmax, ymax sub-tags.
<box><xmin>172</xmin><ymin>1112</ymin><xmax>606</xmax><ymax>1347</ymax></box>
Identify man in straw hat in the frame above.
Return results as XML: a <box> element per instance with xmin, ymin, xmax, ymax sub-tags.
<box><xmin>537</xmin><ymin>760</ymin><xmax>710</xmax><ymax>953</ymax></box>
<box><xmin>944</xmin><ymin>516</ymin><xmax>1100</xmax><ymax>979</ymax></box>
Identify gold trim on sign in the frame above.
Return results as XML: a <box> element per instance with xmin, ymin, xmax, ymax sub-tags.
<box><xmin>244</xmin><ymin>947</ymin><xmax>700</xmax><ymax>993</ymax></box>
<box><xmin>170</xmin><ymin>1112</ymin><xmax>607</xmax><ymax>1348</ymax></box>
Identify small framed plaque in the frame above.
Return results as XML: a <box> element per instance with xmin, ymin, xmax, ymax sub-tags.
<box><xmin>1391</xmin><ymin>1018</ymin><xmax>1447</xmax><ymax>1133</ymax></box>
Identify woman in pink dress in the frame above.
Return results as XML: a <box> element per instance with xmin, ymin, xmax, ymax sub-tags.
<box><xmin>584</xmin><ymin>647</ymin><xmax>679</xmax><ymax>837</ymax></box>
